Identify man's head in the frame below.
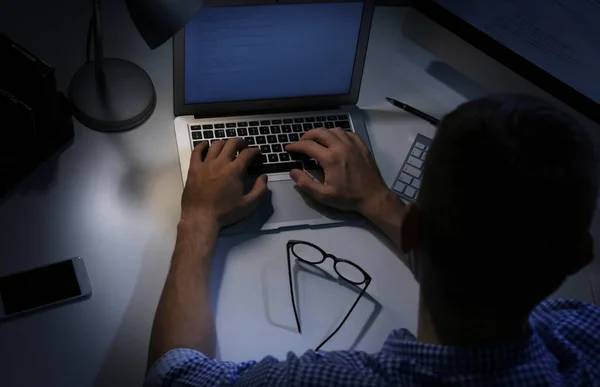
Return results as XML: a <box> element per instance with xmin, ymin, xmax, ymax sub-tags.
<box><xmin>403</xmin><ymin>94</ymin><xmax>598</xmax><ymax>339</ymax></box>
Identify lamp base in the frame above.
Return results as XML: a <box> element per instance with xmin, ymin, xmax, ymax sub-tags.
<box><xmin>69</xmin><ymin>58</ymin><xmax>156</xmax><ymax>132</ymax></box>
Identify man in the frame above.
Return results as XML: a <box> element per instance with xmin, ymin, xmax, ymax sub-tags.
<box><xmin>145</xmin><ymin>94</ymin><xmax>600</xmax><ymax>386</ymax></box>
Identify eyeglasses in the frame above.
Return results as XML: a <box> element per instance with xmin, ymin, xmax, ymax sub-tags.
<box><xmin>286</xmin><ymin>240</ymin><xmax>372</xmax><ymax>351</ymax></box>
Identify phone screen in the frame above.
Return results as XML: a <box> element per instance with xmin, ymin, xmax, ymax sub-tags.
<box><xmin>0</xmin><ymin>260</ymin><xmax>81</xmax><ymax>315</ymax></box>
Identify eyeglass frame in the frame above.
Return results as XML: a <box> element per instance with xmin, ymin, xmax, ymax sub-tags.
<box><xmin>286</xmin><ymin>240</ymin><xmax>372</xmax><ymax>351</ymax></box>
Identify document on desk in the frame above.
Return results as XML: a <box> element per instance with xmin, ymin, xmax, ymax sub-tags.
<box><xmin>434</xmin><ymin>0</ymin><xmax>600</xmax><ymax>104</ymax></box>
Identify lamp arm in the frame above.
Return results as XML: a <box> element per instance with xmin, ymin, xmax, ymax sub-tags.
<box><xmin>93</xmin><ymin>0</ymin><xmax>104</xmax><ymax>77</ymax></box>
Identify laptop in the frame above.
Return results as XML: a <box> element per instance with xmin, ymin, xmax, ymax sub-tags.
<box><xmin>173</xmin><ymin>0</ymin><xmax>376</xmax><ymax>234</ymax></box>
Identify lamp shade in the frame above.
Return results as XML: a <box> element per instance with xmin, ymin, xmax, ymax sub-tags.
<box><xmin>126</xmin><ymin>0</ymin><xmax>204</xmax><ymax>49</ymax></box>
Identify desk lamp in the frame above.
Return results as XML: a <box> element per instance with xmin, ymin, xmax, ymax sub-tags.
<box><xmin>69</xmin><ymin>0</ymin><xmax>204</xmax><ymax>132</ymax></box>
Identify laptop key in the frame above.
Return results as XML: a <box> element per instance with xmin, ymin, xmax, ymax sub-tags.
<box><xmin>278</xmin><ymin>134</ymin><xmax>288</xmax><ymax>143</ymax></box>
<box><xmin>268</xmin><ymin>154</ymin><xmax>279</xmax><ymax>163</ymax></box>
<box><xmin>215</xmin><ymin>130</ymin><xmax>226</xmax><ymax>138</ymax></box>
<box><xmin>294</xmin><ymin>118</ymin><xmax>305</xmax><ymax>123</ymax></box>
<box><xmin>324</xmin><ymin>122</ymin><xmax>334</xmax><ymax>129</ymax></box>
<box><xmin>226</xmin><ymin>123</ymin><xmax>236</xmax><ymax>128</ymax></box>
<box><xmin>202</xmin><ymin>124</ymin><xmax>213</xmax><ymax>129</ymax></box>
<box><xmin>259</xmin><ymin>126</ymin><xmax>270</xmax><ymax>134</ymax></box>
<box><xmin>191</xmin><ymin>125</ymin><xmax>202</xmax><ymax>131</ymax></box>
<box><xmin>192</xmin><ymin>132</ymin><xmax>202</xmax><ymax>140</ymax></box>
<box><xmin>338</xmin><ymin>115</ymin><xmax>348</xmax><ymax>120</ymax></box>
<box><xmin>283</xmin><ymin>118</ymin><xmax>293</xmax><ymax>124</ymax></box>
<box><xmin>316</xmin><ymin>116</ymin><xmax>327</xmax><ymax>122</ymax></box>
<box><xmin>237</xmin><ymin>128</ymin><xmax>248</xmax><ymax>136</ymax></box>
<box><xmin>271</xmin><ymin>125</ymin><xmax>281</xmax><ymax>134</ymax></box>
<box><xmin>249</xmin><ymin>127</ymin><xmax>259</xmax><ymax>135</ymax></box>
<box><xmin>303</xmin><ymin>123</ymin><xmax>313</xmax><ymax>131</ymax></box>
<box><xmin>267</xmin><ymin>135</ymin><xmax>277</xmax><ymax>144</ymax></box>
<box><xmin>248</xmin><ymin>161</ymin><xmax>303</xmax><ymax>175</ymax></box>
<box><xmin>260</xmin><ymin>120</ymin><xmax>271</xmax><ymax>125</ymax></box>
<box><xmin>272</xmin><ymin>144</ymin><xmax>282</xmax><ymax>152</ymax></box>
<box><xmin>256</xmin><ymin>136</ymin><xmax>266</xmax><ymax>144</ymax></box>
<box><xmin>260</xmin><ymin>145</ymin><xmax>271</xmax><ymax>153</ymax></box>
<box><xmin>214</xmin><ymin>124</ymin><xmax>225</xmax><ymax>129</ymax></box>
<box><xmin>335</xmin><ymin>121</ymin><xmax>351</xmax><ymax>129</ymax></box>
<box><xmin>244</xmin><ymin>137</ymin><xmax>255</xmax><ymax>145</ymax></box>
<box><xmin>193</xmin><ymin>140</ymin><xmax>203</xmax><ymax>147</ymax></box>
<box><xmin>272</xmin><ymin>119</ymin><xmax>282</xmax><ymax>124</ymax></box>
<box><xmin>237</xmin><ymin>122</ymin><xmax>248</xmax><ymax>127</ymax></box>
<box><xmin>204</xmin><ymin>130</ymin><xmax>214</xmax><ymax>139</ymax></box>
<box><xmin>226</xmin><ymin>129</ymin><xmax>236</xmax><ymax>137</ymax></box>
<box><xmin>305</xmin><ymin>117</ymin><xmax>316</xmax><ymax>122</ymax></box>
<box><xmin>282</xmin><ymin>125</ymin><xmax>292</xmax><ymax>133</ymax></box>
<box><xmin>289</xmin><ymin>133</ymin><xmax>299</xmax><ymax>142</ymax></box>
<box><xmin>292</xmin><ymin>124</ymin><xmax>303</xmax><ymax>132</ymax></box>
<box><xmin>279</xmin><ymin>153</ymin><xmax>290</xmax><ymax>162</ymax></box>
<box><xmin>327</xmin><ymin>115</ymin><xmax>337</xmax><ymax>120</ymax></box>
<box><xmin>249</xmin><ymin>121</ymin><xmax>259</xmax><ymax>126</ymax></box>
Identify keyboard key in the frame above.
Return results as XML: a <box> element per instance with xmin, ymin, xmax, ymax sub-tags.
<box><xmin>193</xmin><ymin>140</ymin><xmax>203</xmax><ymax>148</ymax></box>
<box><xmin>215</xmin><ymin>130</ymin><xmax>226</xmax><ymax>138</ymax></box>
<box><xmin>260</xmin><ymin>126</ymin><xmax>270</xmax><ymax>134</ymax></box>
<box><xmin>393</xmin><ymin>181</ymin><xmax>406</xmax><ymax>194</ymax></box>
<box><xmin>226</xmin><ymin>123</ymin><xmax>236</xmax><ymax>128</ymax></box>
<box><xmin>272</xmin><ymin>119</ymin><xmax>282</xmax><ymax>124</ymax></box>
<box><xmin>192</xmin><ymin>132</ymin><xmax>202</xmax><ymax>140</ymax></box>
<box><xmin>259</xmin><ymin>154</ymin><xmax>268</xmax><ymax>163</ymax></box>
<box><xmin>289</xmin><ymin>133</ymin><xmax>299</xmax><ymax>142</ymax></box>
<box><xmin>202</xmin><ymin>124</ymin><xmax>213</xmax><ymax>129</ymax></box>
<box><xmin>249</xmin><ymin>121</ymin><xmax>259</xmax><ymax>126</ymax></box>
<box><xmin>249</xmin><ymin>127</ymin><xmax>259</xmax><ymax>135</ymax></box>
<box><xmin>283</xmin><ymin>118</ymin><xmax>293</xmax><ymax>124</ymax></box>
<box><xmin>244</xmin><ymin>137</ymin><xmax>255</xmax><ymax>145</ymax></box>
<box><xmin>278</xmin><ymin>134</ymin><xmax>288</xmax><ymax>143</ymax></box>
<box><xmin>292</xmin><ymin>124</ymin><xmax>303</xmax><ymax>132</ymax></box>
<box><xmin>214</xmin><ymin>124</ymin><xmax>225</xmax><ymax>129</ymax></box>
<box><xmin>335</xmin><ymin>121</ymin><xmax>351</xmax><ymax>129</ymax></box>
<box><xmin>204</xmin><ymin>130</ymin><xmax>214</xmax><ymax>139</ymax></box>
<box><xmin>268</xmin><ymin>154</ymin><xmax>279</xmax><ymax>163</ymax></box>
<box><xmin>237</xmin><ymin>122</ymin><xmax>248</xmax><ymax>127</ymax></box>
<box><xmin>260</xmin><ymin>145</ymin><xmax>271</xmax><ymax>153</ymax></box>
<box><xmin>306</xmin><ymin>117</ymin><xmax>316</xmax><ymax>122</ymax></box>
<box><xmin>327</xmin><ymin>115</ymin><xmax>337</xmax><ymax>120</ymax></box>
<box><xmin>226</xmin><ymin>129</ymin><xmax>236</xmax><ymax>137</ymax></box>
<box><xmin>279</xmin><ymin>153</ymin><xmax>290</xmax><ymax>162</ymax></box>
<box><xmin>316</xmin><ymin>116</ymin><xmax>327</xmax><ymax>122</ymax></box>
<box><xmin>248</xmin><ymin>161</ymin><xmax>303</xmax><ymax>175</ymax></box>
<box><xmin>404</xmin><ymin>186</ymin><xmax>417</xmax><ymax>198</ymax></box>
<box><xmin>303</xmin><ymin>160</ymin><xmax>321</xmax><ymax>171</ymax></box>
<box><xmin>422</xmin><ymin>151</ymin><xmax>428</xmax><ymax>160</ymax></box>
<box><xmin>272</xmin><ymin>144</ymin><xmax>283</xmax><ymax>152</ymax></box>
<box><xmin>256</xmin><ymin>136</ymin><xmax>266</xmax><ymax>144</ymax></box>
<box><xmin>407</xmin><ymin>156</ymin><xmax>423</xmax><ymax>168</ymax></box>
<box><xmin>411</xmin><ymin>178</ymin><xmax>422</xmax><ymax>189</ymax></box>
<box><xmin>271</xmin><ymin>125</ymin><xmax>281</xmax><ymax>134</ymax></box>
<box><xmin>294</xmin><ymin>118</ymin><xmax>305</xmax><ymax>123</ymax></box>
<box><xmin>403</xmin><ymin>164</ymin><xmax>422</xmax><ymax>178</ymax></box>
<box><xmin>415</xmin><ymin>142</ymin><xmax>426</xmax><ymax>150</ymax></box>
<box><xmin>191</xmin><ymin>125</ymin><xmax>202</xmax><ymax>131</ymax></box>
<box><xmin>237</xmin><ymin>128</ymin><xmax>248</xmax><ymax>136</ymax></box>
<box><xmin>411</xmin><ymin>148</ymin><xmax>422</xmax><ymax>158</ymax></box>
<box><xmin>290</xmin><ymin>152</ymin><xmax>309</xmax><ymax>161</ymax></box>
<box><xmin>324</xmin><ymin>122</ymin><xmax>334</xmax><ymax>129</ymax></box>
<box><xmin>260</xmin><ymin>120</ymin><xmax>271</xmax><ymax>125</ymax></box>
<box><xmin>398</xmin><ymin>173</ymin><xmax>412</xmax><ymax>184</ymax></box>
<box><xmin>303</xmin><ymin>123</ymin><xmax>313</xmax><ymax>131</ymax></box>
<box><xmin>338</xmin><ymin>115</ymin><xmax>348</xmax><ymax>120</ymax></box>
<box><xmin>267</xmin><ymin>135</ymin><xmax>277</xmax><ymax>144</ymax></box>
<box><xmin>282</xmin><ymin>125</ymin><xmax>292</xmax><ymax>133</ymax></box>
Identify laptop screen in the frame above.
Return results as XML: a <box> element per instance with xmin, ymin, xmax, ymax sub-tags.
<box><xmin>184</xmin><ymin>2</ymin><xmax>364</xmax><ymax>105</ymax></box>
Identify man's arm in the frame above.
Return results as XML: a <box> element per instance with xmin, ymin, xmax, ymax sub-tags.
<box><xmin>286</xmin><ymin>128</ymin><xmax>409</xmax><ymax>266</ymax></box>
<box><xmin>147</xmin><ymin>139</ymin><xmax>267</xmax><ymax>369</ymax></box>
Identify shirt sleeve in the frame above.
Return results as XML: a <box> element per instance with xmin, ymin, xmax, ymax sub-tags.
<box><xmin>144</xmin><ymin>348</ymin><xmax>257</xmax><ymax>387</ymax></box>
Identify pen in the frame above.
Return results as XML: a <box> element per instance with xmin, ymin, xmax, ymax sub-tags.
<box><xmin>385</xmin><ymin>97</ymin><xmax>440</xmax><ymax>126</ymax></box>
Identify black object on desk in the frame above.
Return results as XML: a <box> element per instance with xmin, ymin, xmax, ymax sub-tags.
<box><xmin>386</xmin><ymin>97</ymin><xmax>440</xmax><ymax>126</ymax></box>
<box><xmin>0</xmin><ymin>34</ymin><xmax>74</xmax><ymax>199</ymax></box>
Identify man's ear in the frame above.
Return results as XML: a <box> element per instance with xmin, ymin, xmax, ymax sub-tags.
<box><xmin>566</xmin><ymin>232</ymin><xmax>594</xmax><ymax>275</ymax></box>
<box><xmin>400</xmin><ymin>204</ymin><xmax>421</xmax><ymax>255</ymax></box>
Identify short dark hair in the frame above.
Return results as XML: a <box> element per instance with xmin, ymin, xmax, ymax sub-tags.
<box><xmin>418</xmin><ymin>94</ymin><xmax>598</xmax><ymax>320</ymax></box>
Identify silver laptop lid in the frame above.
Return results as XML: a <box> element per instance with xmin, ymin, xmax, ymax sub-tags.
<box><xmin>173</xmin><ymin>0</ymin><xmax>375</xmax><ymax>118</ymax></box>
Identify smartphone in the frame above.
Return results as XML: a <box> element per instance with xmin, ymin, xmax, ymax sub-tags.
<box><xmin>0</xmin><ymin>257</ymin><xmax>92</xmax><ymax>321</ymax></box>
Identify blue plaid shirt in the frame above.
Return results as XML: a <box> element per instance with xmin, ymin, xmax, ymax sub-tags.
<box><xmin>145</xmin><ymin>299</ymin><xmax>600</xmax><ymax>386</ymax></box>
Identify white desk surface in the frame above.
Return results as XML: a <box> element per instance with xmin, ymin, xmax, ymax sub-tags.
<box><xmin>0</xmin><ymin>2</ymin><xmax>593</xmax><ymax>386</ymax></box>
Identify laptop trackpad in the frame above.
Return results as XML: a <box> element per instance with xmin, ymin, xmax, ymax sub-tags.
<box><xmin>222</xmin><ymin>177</ymin><xmax>334</xmax><ymax>235</ymax></box>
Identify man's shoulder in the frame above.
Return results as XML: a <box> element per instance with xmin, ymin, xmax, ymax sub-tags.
<box><xmin>532</xmin><ymin>298</ymin><xmax>600</xmax><ymax>323</ymax></box>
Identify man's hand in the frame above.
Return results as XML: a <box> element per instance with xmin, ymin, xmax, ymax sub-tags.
<box><xmin>285</xmin><ymin>127</ymin><xmax>390</xmax><ymax>215</ymax></box>
<box><xmin>181</xmin><ymin>139</ymin><xmax>268</xmax><ymax>230</ymax></box>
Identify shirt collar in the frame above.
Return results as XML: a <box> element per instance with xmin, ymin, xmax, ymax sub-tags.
<box><xmin>381</xmin><ymin>327</ymin><xmax>548</xmax><ymax>374</ymax></box>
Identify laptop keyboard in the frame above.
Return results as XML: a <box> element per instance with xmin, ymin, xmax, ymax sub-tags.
<box><xmin>189</xmin><ymin>114</ymin><xmax>352</xmax><ymax>174</ymax></box>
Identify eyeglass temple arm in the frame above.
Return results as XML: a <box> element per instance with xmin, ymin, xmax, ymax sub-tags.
<box><xmin>287</xmin><ymin>247</ymin><xmax>302</xmax><ymax>334</ymax></box>
<box><xmin>314</xmin><ymin>281</ymin><xmax>370</xmax><ymax>352</ymax></box>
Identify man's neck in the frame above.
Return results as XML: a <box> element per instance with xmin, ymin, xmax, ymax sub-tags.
<box><xmin>416</xmin><ymin>295</ymin><xmax>529</xmax><ymax>346</ymax></box>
